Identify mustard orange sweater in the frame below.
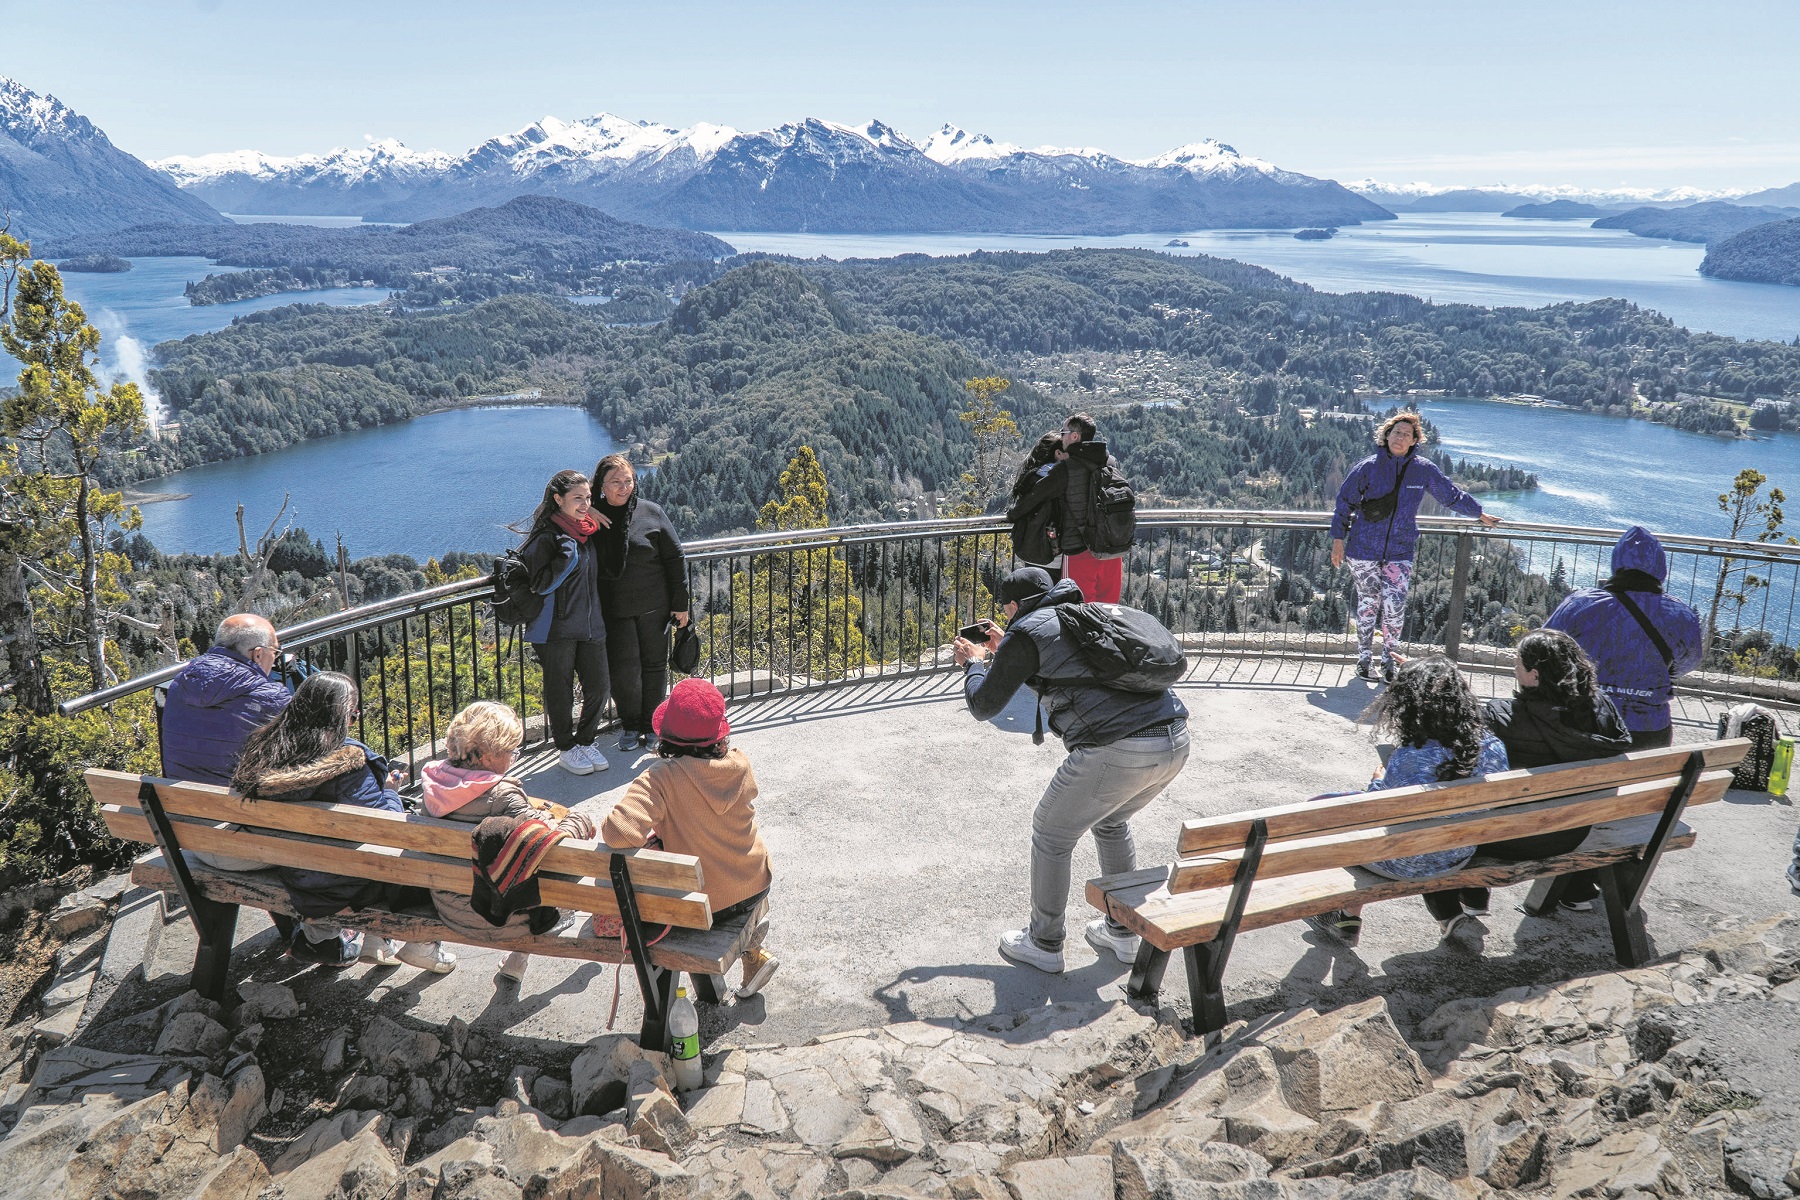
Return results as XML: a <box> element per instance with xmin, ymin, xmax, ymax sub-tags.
<box><xmin>599</xmin><ymin>748</ymin><xmax>772</xmax><ymax>912</ymax></box>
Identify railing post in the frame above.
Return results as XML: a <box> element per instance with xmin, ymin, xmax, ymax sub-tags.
<box><xmin>1443</xmin><ymin>532</ymin><xmax>1474</xmax><ymax>662</ymax></box>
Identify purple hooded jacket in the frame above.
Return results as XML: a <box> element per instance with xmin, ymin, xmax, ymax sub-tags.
<box><xmin>159</xmin><ymin>646</ymin><xmax>292</xmax><ymax>784</ymax></box>
<box><xmin>1330</xmin><ymin>449</ymin><xmax>1484</xmax><ymax>563</ymax></box>
<box><xmin>1544</xmin><ymin>527</ymin><xmax>1703</xmax><ymax>733</ymax></box>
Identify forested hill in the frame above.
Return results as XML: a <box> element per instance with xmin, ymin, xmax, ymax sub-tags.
<box><xmin>1702</xmin><ymin>218</ymin><xmax>1800</xmax><ymax>286</ymax></box>
<box><xmin>1593</xmin><ymin>202</ymin><xmax>1800</xmax><ymax>246</ymax></box>
<box><xmin>49</xmin><ymin>196</ymin><xmax>734</xmax><ymax>305</ymax></box>
<box><xmin>136</xmin><ymin>249</ymin><xmax>1800</xmax><ymax>538</ymax></box>
<box><xmin>795</xmin><ymin>250</ymin><xmax>1800</xmax><ymax>405</ymax></box>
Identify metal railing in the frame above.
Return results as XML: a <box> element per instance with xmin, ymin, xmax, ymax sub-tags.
<box><xmin>62</xmin><ymin>511</ymin><xmax>1800</xmax><ymax>777</ymax></box>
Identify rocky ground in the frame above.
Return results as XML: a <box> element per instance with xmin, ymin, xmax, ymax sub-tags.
<box><xmin>3</xmin><ymin>908</ymin><xmax>1799</xmax><ymax>1199</ymax></box>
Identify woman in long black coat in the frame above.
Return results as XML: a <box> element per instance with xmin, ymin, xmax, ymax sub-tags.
<box><xmin>593</xmin><ymin>453</ymin><xmax>691</xmax><ymax>752</ymax></box>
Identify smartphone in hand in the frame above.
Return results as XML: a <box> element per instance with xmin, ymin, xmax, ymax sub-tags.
<box><xmin>957</xmin><ymin>621</ymin><xmax>993</xmax><ymax>643</ymax></box>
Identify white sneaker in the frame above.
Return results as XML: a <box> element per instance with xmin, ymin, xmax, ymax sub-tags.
<box><xmin>497</xmin><ymin>951</ymin><xmax>530</xmax><ymax>983</ymax></box>
<box><xmin>558</xmin><ymin>747</ymin><xmax>596</xmax><ymax>775</ymax></box>
<box><xmin>579</xmin><ymin>743</ymin><xmax>610</xmax><ymax>772</ymax></box>
<box><xmin>396</xmin><ymin>941</ymin><xmax>458</xmax><ymax>974</ymax></box>
<box><xmin>998</xmin><ymin>928</ymin><xmax>1065</xmax><ymax>974</ymax></box>
<box><xmin>1083</xmin><ymin>918</ymin><xmax>1140</xmax><ymax>964</ymax></box>
<box><xmin>358</xmin><ymin>936</ymin><xmax>402</xmax><ymax>966</ymax></box>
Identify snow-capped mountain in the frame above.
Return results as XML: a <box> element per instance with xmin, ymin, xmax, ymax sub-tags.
<box><xmin>1350</xmin><ymin>179</ymin><xmax>1747</xmax><ymax>212</ymax></box>
<box><xmin>0</xmin><ymin>75</ymin><xmax>224</xmax><ymax>242</ymax></box>
<box><xmin>155</xmin><ymin>114</ymin><xmax>1389</xmax><ymax>234</ymax></box>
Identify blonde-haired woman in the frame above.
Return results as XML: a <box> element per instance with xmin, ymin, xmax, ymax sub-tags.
<box><xmin>1329</xmin><ymin>411</ymin><xmax>1500</xmax><ymax>683</ymax></box>
<box><xmin>592</xmin><ymin>454</ymin><xmax>690</xmax><ymax>753</ymax></box>
<box><xmin>422</xmin><ymin>700</ymin><xmax>596</xmax><ymax>985</ymax></box>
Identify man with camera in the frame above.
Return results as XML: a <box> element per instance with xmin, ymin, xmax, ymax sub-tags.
<box><xmin>953</xmin><ymin>567</ymin><xmax>1190</xmax><ymax>973</ymax></box>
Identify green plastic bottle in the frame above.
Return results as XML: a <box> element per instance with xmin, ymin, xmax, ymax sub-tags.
<box><xmin>669</xmin><ymin>985</ymin><xmax>702</xmax><ymax>1092</ymax></box>
<box><xmin>1769</xmin><ymin>736</ymin><xmax>1796</xmax><ymax>797</ymax></box>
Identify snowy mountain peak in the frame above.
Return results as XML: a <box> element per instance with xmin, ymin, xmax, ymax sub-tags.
<box><xmin>0</xmin><ymin>75</ymin><xmax>95</xmax><ymax>143</ymax></box>
<box><xmin>1139</xmin><ymin>140</ymin><xmax>1280</xmax><ymax>177</ymax></box>
<box><xmin>923</xmin><ymin>124</ymin><xmax>1020</xmax><ymax>164</ymax></box>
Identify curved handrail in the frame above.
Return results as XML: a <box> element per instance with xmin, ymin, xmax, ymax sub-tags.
<box><xmin>56</xmin><ymin>508</ymin><xmax>1800</xmax><ymax>716</ymax></box>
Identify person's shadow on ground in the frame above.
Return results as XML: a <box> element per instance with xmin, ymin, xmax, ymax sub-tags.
<box><xmin>1306</xmin><ymin>679</ymin><xmax>1380</xmax><ymax>723</ymax></box>
<box><xmin>870</xmin><ymin>954</ymin><xmax>1135</xmax><ymax>1027</ymax></box>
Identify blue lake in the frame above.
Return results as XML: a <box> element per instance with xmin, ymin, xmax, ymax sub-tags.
<box><xmin>131</xmin><ymin>406</ymin><xmax>620</xmax><ymax>560</ymax></box>
<box><xmin>1414</xmin><ymin>398</ymin><xmax>1800</xmax><ymax>540</ymax></box>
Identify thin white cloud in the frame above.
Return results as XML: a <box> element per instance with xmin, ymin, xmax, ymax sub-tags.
<box><xmin>1344</xmin><ymin>142</ymin><xmax>1800</xmax><ymax>176</ymax></box>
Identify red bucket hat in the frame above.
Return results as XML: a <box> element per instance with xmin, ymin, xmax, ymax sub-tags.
<box><xmin>653</xmin><ymin>678</ymin><xmax>730</xmax><ymax>746</ymax></box>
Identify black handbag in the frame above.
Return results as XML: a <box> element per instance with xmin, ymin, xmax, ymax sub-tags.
<box><xmin>670</xmin><ymin>619</ymin><xmax>701</xmax><ymax>676</ymax></box>
<box><xmin>1356</xmin><ymin>458</ymin><xmax>1411</xmax><ymax>523</ymax></box>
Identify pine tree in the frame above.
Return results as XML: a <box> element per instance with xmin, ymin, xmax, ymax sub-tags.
<box><xmin>2</xmin><ymin>262</ymin><xmax>146</xmax><ymax>693</ymax></box>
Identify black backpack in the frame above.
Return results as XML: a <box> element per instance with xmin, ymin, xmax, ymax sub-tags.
<box><xmin>1084</xmin><ymin>459</ymin><xmax>1137</xmax><ymax>555</ymax></box>
<box><xmin>1038</xmin><ymin>602</ymin><xmax>1187</xmax><ymax>693</ymax></box>
<box><xmin>489</xmin><ymin>549</ymin><xmax>546</xmax><ymax>629</ymax></box>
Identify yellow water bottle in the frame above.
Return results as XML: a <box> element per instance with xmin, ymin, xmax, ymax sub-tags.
<box><xmin>1769</xmin><ymin>736</ymin><xmax>1796</xmax><ymax>796</ymax></box>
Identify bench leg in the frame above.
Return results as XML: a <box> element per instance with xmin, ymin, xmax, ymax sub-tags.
<box><xmin>1185</xmin><ymin>942</ymin><xmax>1230</xmax><ymax>1037</ymax></box>
<box><xmin>190</xmin><ymin>899</ymin><xmax>240</xmax><ymax>1004</ymax></box>
<box><xmin>1520</xmin><ymin>874</ymin><xmax>1573</xmax><ymax>917</ymax></box>
<box><xmin>1126</xmin><ymin>943</ymin><xmax>1170</xmax><ymax>1004</ymax></box>
<box><xmin>691</xmin><ymin>973</ymin><xmax>728</xmax><ymax>1005</ymax></box>
<box><xmin>1598</xmin><ymin>864</ymin><xmax>1653</xmax><ymax>968</ymax></box>
<box><xmin>637</xmin><ymin>967</ymin><xmax>677</xmax><ymax>1053</ymax></box>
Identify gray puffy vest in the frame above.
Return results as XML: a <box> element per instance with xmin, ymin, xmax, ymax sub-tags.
<box><xmin>1013</xmin><ymin>592</ymin><xmax>1187</xmax><ymax>750</ymax></box>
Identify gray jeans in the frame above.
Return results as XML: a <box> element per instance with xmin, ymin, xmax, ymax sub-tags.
<box><xmin>1029</xmin><ymin>722</ymin><xmax>1191</xmax><ymax>950</ymax></box>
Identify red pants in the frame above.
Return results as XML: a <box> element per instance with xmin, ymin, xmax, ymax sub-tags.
<box><xmin>1063</xmin><ymin>552</ymin><xmax>1123</xmax><ymax>603</ymax></box>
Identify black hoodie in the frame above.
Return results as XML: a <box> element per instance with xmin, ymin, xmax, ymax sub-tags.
<box><xmin>1483</xmin><ymin>689</ymin><xmax>1632</xmax><ymax>770</ymax></box>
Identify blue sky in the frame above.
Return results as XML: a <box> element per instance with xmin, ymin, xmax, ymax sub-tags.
<box><xmin>4</xmin><ymin>0</ymin><xmax>1797</xmax><ymax>190</ymax></box>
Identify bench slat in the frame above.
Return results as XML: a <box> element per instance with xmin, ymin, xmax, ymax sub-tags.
<box><xmin>1166</xmin><ymin>769</ymin><xmax>1732</xmax><ymax>894</ymax></box>
<box><xmin>102</xmin><ymin>806</ymin><xmax>713</xmax><ymax>929</ymax></box>
<box><xmin>1175</xmin><ymin>740</ymin><xmax>1748</xmax><ymax>857</ymax></box>
<box><xmin>130</xmin><ymin>852</ymin><xmax>751</xmax><ymax>977</ymax></box>
<box><xmin>86</xmin><ymin>768</ymin><xmax>703</xmax><ymax>893</ymax></box>
<box><xmin>1091</xmin><ymin>814</ymin><xmax>1695</xmax><ymax>949</ymax></box>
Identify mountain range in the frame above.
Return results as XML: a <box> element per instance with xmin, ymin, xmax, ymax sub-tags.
<box><xmin>152</xmin><ymin>113</ymin><xmax>1392</xmax><ymax>234</ymax></box>
<box><xmin>0</xmin><ymin>76</ymin><xmax>224</xmax><ymax>242</ymax></box>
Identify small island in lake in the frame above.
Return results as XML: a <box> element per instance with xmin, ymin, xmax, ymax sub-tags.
<box><xmin>57</xmin><ymin>253</ymin><xmax>132</xmax><ymax>273</ymax></box>
<box><xmin>1165</xmin><ymin>239</ymin><xmax>1189</xmax><ymax>247</ymax></box>
<box><xmin>1294</xmin><ymin>228</ymin><xmax>1335</xmax><ymax>240</ymax></box>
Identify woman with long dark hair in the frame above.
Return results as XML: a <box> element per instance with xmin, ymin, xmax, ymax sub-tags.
<box><xmin>1330</xmin><ymin>412</ymin><xmax>1500</xmax><ymax>683</ymax></box>
<box><xmin>593</xmin><ymin>454</ymin><xmax>690</xmax><ymax>753</ymax></box>
<box><xmin>232</xmin><ymin>672</ymin><xmax>456</xmax><ymax>972</ymax></box>
<box><xmin>1306</xmin><ymin>656</ymin><xmax>1509</xmax><ymax>945</ymax></box>
<box><xmin>517</xmin><ymin>469</ymin><xmax>626</xmax><ymax>775</ymax></box>
<box><xmin>1007</xmin><ymin>432</ymin><xmax>1068</xmax><ymax>571</ymax></box>
<box><xmin>1456</xmin><ymin>628</ymin><xmax>1631</xmax><ymax>915</ymax></box>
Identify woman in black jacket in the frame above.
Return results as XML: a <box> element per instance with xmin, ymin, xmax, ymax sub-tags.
<box><xmin>1441</xmin><ymin>627</ymin><xmax>1631</xmax><ymax>922</ymax></box>
<box><xmin>593</xmin><ymin>454</ymin><xmax>691</xmax><ymax>752</ymax></box>
<box><xmin>1007</xmin><ymin>433</ymin><xmax>1068</xmax><ymax>571</ymax></box>
<box><xmin>518</xmin><ymin>469</ymin><xmax>626</xmax><ymax>775</ymax></box>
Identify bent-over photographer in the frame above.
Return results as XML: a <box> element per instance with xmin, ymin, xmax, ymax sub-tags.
<box><xmin>953</xmin><ymin>567</ymin><xmax>1191</xmax><ymax>974</ymax></box>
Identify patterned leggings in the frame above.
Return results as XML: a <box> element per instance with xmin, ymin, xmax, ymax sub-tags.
<box><xmin>1348</xmin><ymin>558</ymin><xmax>1413</xmax><ymax>661</ymax></box>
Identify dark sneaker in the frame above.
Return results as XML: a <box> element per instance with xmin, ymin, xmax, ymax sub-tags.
<box><xmin>1788</xmin><ymin>861</ymin><xmax>1800</xmax><ymax>894</ymax></box>
<box><xmin>1558</xmin><ymin>898</ymin><xmax>1595</xmax><ymax>913</ymax></box>
<box><xmin>1305</xmin><ymin>910</ymin><xmax>1361</xmax><ymax>947</ymax></box>
<box><xmin>289</xmin><ymin>927</ymin><xmax>360</xmax><ymax>967</ymax></box>
<box><xmin>1356</xmin><ymin>658</ymin><xmax>1377</xmax><ymax>682</ymax></box>
<box><xmin>1382</xmin><ymin>658</ymin><xmax>1398</xmax><ymax>684</ymax></box>
<box><xmin>619</xmin><ymin>730</ymin><xmax>641</xmax><ymax>752</ymax></box>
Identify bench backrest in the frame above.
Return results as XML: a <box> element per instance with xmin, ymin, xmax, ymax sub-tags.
<box><xmin>1167</xmin><ymin>739</ymin><xmax>1749</xmax><ymax>895</ymax></box>
<box><xmin>85</xmin><ymin>769</ymin><xmax>713</xmax><ymax>929</ymax></box>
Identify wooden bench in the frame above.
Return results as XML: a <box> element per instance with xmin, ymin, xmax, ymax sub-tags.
<box><xmin>86</xmin><ymin>769</ymin><xmax>768</xmax><ymax>1049</ymax></box>
<box><xmin>1086</xmin><ymin>739</ymin><xmax>1750</xmax><ymax>1036</ymax></box>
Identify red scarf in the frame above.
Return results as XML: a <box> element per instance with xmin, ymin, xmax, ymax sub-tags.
<box><xmin>550</xmin><ymin>509</ymin><xmax>599</xmax><ymax>544</ymax></box>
